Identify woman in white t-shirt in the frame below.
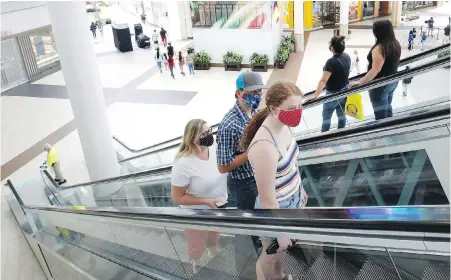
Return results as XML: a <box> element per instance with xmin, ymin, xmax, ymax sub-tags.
<box><xmin>171</xmin><ymin>119</ymin><xmax>228</xmax><ymax>273</ymax></box>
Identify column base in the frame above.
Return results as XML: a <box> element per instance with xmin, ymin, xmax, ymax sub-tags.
<box><xmin>295</xmin><ymin>33</ymin><xmax>304</xmax><ymax>52</ymax></box>
<box><xmin>339</xmin><ymin>24</ymin><xmax>349</xmax><ymax>40</ymax></box>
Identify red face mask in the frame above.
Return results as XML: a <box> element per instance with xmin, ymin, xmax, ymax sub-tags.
<box><xmin>277</xmin><ymin>107</ymin><xmax>303</xmax><ymax>127</ymax></box>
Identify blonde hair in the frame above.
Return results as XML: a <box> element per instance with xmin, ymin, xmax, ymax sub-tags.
<box><xmin>175</xmin><ymin>119</ymin><xmax>207</xmax><ymax>159</ymax></box>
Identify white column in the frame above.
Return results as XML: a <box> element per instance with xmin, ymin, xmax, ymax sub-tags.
<box><xmin>391</xmin><ymin>1</ymin><xmax>402</xmax><ymax>27</ymax></box>
<box><xmin>339</xmin><ymin>1</ymin><xmax>349</xmax><ymax>39</ymax></box>
<box><xmin>47</xmin><ymin>2</ymin><xmax>121</xmax><ymax>198</ymax></box>
<box><xmin>294</xmin><ymin>0</ymin><xmax>304</xmax><ymax>52</ymax></box>
<box><xmin>167</xmin><ymin>2</ymin><xmax>192</xmax><ymax>41</ymax></box>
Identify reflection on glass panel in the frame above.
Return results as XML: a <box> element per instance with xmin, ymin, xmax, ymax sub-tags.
<box><xmin>300</xmin><ymin>149</ymin><xmax>449</xmax><ymax>207</ymax></box>
<box><xmin>29</xmin><ymin>27</ymin><xmax>58</xmax><ymax>68</ymax></box>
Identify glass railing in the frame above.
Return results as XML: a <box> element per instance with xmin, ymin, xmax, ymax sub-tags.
<box><xmin>16</xmin><ymin>202</ymin><xmax>451</xmax><ymax>280</ymax></box>
<box><xmin>19</xmin><ymin>104</ymin><xmax>450</xmax><ymax>209</ymax></box>
<box><xmin>116</xmin><ymin>51</ymin><xmax>450</xmax><ymax>174</ymax></box>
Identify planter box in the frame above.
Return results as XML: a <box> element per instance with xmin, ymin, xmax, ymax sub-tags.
<box><xmin>276</xmin><ymin>61</ymin><xmax>286</xmax><ymax>69</ymax></box>
<box><xmin>194</xmin><ymin>63</ymin><xmax>210</xmax><ymax>70</ymax></box>
<box><xmin>251</xmin><ymin>64</ymin><xmax>268</xmax><ymax>72</ymax></box>
<box><xmin>225</xmin><ymin>62</ymin><xmax>241</xmax><ymax>71</ymax></box>
<box><xmin>291</xmin><ymin>44</ymin><xmax>295</xmax><ymax>52</ymax></box>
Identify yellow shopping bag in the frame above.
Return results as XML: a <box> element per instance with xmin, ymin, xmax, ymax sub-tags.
<box><xmin>345</xmin><ymin>93</ymin><xmax>364</xmax><ymax>120</ymax></box>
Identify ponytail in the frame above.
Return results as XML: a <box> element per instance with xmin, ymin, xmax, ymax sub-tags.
<box><xmin>240</xmin><ymin>107</ymin><xmax>270</xmax><ymax>150</ymax></box>
<box><xmin>156</xmin><ymin>49</ymin><xmax>160</xmax><ymax>59</ymax></box>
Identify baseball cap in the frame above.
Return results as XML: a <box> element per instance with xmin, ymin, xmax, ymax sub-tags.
<box><xmin>236</xmin><ymin>72</ymin><xmax>266</xmax><ymax>92</ymax></box>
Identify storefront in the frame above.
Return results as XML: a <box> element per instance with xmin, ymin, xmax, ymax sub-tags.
<box><xmin>402</xmin><ymin>1</ymin><xmax>436</xmax><ymax>13</ymax></box>
<box><xmin>303</xmin><ymin>1</ymin><xmax>388</xmax><ymax>30</ymax></box>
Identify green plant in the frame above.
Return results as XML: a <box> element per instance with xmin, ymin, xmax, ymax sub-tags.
<box><xmin>282</xmin><ymin>35</ymin><xmax>296</xmax><ymax>45</ymax></box>
<box><xmin>187</xmin><ymin>46</ymin><xmax>195</xmax><ymax>54</ymax></box>
<box><xmin>437</xmin><ymin>48</ymin><xmax>450</xmax><ymax>58</ymax></box>
<box><xmin>86</xmin><ymin>8</ymin><xmax>101</xmax><ymax>13</ymax></box>
<box><xmin>276</xmin><ymin>44</ymin><xmax>290</xmax><ymax>63</ymax></box>
<box><xmin>223</xmin><ymin>51</ymin><xmax>243</xmax><ymax>64</ymax></box>
<box><xmin>250</xmin><ymin>53</ymin><xmax>269</xmax><ymax>65</ymax></box>
<box><xmin>194</xmin><ymin>51</ymin><xmax>211</xmax><ymax>64</ymax></box>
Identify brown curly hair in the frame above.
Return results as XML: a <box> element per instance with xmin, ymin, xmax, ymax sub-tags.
<box><xmin>240</xmin><ymin>81</ymin><xmax>303</xmax><ymax>150</ymax></box>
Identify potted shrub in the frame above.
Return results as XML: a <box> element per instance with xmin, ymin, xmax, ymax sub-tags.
<box><xmin>194</xmin><ymin>51</ymin><xmax>211</xmax><ymax>70</ymax></box>
<box><xmin>283</xmin><ymin>35</ymin><xmax>296</xmax><ymax>52</ymax></box>
<box><xmin>275</xmin><ymin>45</ymin><xmax>289</xmax><ymax>69</ymax></box>
<box><xmin>438</xmin><ymin>48</ymin><xmax>450</xmax><ymax>69</ymax></box>
<box><xmin>250</xmin><ymin>53</ymin><xmax>269</xmax><ymax>72</ymax></box>
<box><xmin>223</xmin><ymin>51</ymin><xmax>243</xmax><ymax>71</ymax></box>
<box><xmin>187</xmin><ymin>46</ymin><xmax>195</xmax><ymax>54</ymax></box>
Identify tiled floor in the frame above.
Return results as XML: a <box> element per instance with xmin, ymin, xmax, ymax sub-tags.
<box><xmin>1</xmin><ymin>190</ymin><xmax>47</xmax><ymax>280</ymax></box>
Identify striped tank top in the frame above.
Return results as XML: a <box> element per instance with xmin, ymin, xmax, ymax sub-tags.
<box><xmin>250</xmin><ymin>125</ymin><xmax>301</xmax><ymax>202</ymax></box>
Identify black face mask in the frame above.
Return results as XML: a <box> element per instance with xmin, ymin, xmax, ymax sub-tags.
<box><xmin>199</xmin><ymin>134</ymin><xmax>214</xmax><ymax>147</ymax></box>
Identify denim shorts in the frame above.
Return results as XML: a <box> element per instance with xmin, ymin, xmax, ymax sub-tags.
<box><xmin>255</xmin><ymin>189</ymin><xmax>301</xmax><ymax>240</ymax></box>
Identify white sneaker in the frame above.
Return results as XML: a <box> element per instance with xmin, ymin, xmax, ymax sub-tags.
<box><xmin>192</xmin><ymin>259</ymin><xmax>201</xmax><ymax>273</ymax></box>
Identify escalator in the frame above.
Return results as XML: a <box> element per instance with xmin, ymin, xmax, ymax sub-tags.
<box><xmin>28</xmin><ymin>50</ymin><xmax>449</xmax><ymax>209</ymax></box>
<box><xmin>113</xmin><ymin>44</ymin><xmax>450</xmax><ymax>167</ymax></box>
<box><xmin>4</xmin><ymin>184</ymin><xmax>450</xmax><ymax>280</ymax></box>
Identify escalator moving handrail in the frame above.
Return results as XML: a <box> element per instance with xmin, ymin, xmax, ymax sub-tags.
<box><xmin>118</xmin><ymin>56</ymin><xmax>450</xmax><ymax>163</ymax></box>
<box><xmin>22</xmin><ymin>204</ymin><xmax>451</xmax><ymax>234</ymax></box>
<box><xmin>115</xmin><ymin>44</ymin><xmax>450</xmax><ymax>155</ymax></box>
<box><xmin>58</xmin><ymin>101</ymin><xmax>450</xmax><ymax>190</ymax></box>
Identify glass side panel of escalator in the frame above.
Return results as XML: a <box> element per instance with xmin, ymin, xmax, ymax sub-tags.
<box><xmin>49</xmin><ymin>148</ymin><xmax>448</xmax><ymax>209</ymax></box>
<box><xmin>31</xmin><ymin>207</ymin><xmax>451</xmax><ymax>280</ymax></box>
<box><xmin>300</xmin><ymin>149</ymin><xmax>449</xmax><ymax>207</ymax></box>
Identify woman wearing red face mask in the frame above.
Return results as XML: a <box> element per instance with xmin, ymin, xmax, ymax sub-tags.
<box><xmin>241</xmin><ymin>82</ymin><xmax>308</xmax><ymax>280</ymax></box>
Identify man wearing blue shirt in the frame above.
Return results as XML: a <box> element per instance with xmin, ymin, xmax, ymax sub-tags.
<box><xmin>216</xmin><ymin>72</ymin><xmax>265</xmax><ymax>264</ymax></box>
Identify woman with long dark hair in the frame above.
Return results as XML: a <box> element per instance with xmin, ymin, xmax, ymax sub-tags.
<box><xmin>241</xmin><ymin>82</ymin><xmax>308</xmax><ymax>280</ymax></box>
<box><xmin>178</xmin><ymin>51</ymin><xmax>186</xmax><ymax>76</ymax></box>
<box><xmin>350</xmin><ymin>20</ymin><xmax>401</xmax><ymax>120</ymax></box>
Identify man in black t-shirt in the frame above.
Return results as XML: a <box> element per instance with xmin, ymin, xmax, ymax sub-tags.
<box><xmin>310</xmin><ymin>36</ymin><xmax>351</xmax><ymax>132</ymax></box>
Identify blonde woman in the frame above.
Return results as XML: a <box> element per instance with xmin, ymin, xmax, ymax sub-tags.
<box><xmin>171</xmin><ymin>119</ymin><xmax>228</xmax><ymax>273</ymax></box>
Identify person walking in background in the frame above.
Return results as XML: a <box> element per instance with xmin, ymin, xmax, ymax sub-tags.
<box><xmin>167</xmin><ymin>42</ymin><xmax>174</xmax><ymax>58</ymax></box>
<box><xmin>90</xmin><ymin>22</ymin><xmax>97</xmax><ymax>39</ymax></box>
<box><xmin>168</xmin><ymin>55</ymin><xmax>175</xmax><ymax>79</ymax></box>
<box><xmin>41</xmin><ymin>144</ymin><xmax>67</xmax><ymax>185</ymax></box>
<box><xmin>163</xmin><ymin>53</ymin><xmax>169</xmax><ymax>70</ymax></box>
<box><xmin>443</xmin><ymin>24</ymin><xmax>450</xmax><ymax>44</ymax></box>
<box><xmin>152</xmin><ymin>29</ymin><xmax>159</xmax><ymax>47</ymax></box>
<box><xmin>160</xmin><ymin>27</ymin><xmax>168</xmax><ymax>47</ymax></box>
<box><xmin>178</xmin><ymin>51</ymin><xmax>186</xmax><ymax>76</ymax></box>
<box><xmin>350</xmin><ymin>49</ymin><xmax>361</xmax><ymax>74</ymax></box>
<box><xmin>350</xmin><ymin>20</ymin><xmax>401</xmax><ymax>120</ymax></box>
<box><xmin>420</xmin><ymin>31</ymin><xmax>427</xmax><ymax>51</ymax></box>
<box><xmin>241</xmin><ymin>82</ymin><xmax>307</xmax><ymax>280</ymax></box>
<box><xmin>186</xmin><ymin>50</ymin><xmax>195</xmax><ymax>74</ymax></box>
<box><xmin>171</xmin><ymin>119</ymin><xmax>228</xmax><ymax>273</ymax></box>
<box><xmin>402</xmin><ymin>66</ymin><xmax>412</xmax><ymax>97</ymax></box>
<box><xmin>408</xmin><ymin>30</ymin><xmax>414</xmax><ymax>50</ymax></box>
<box><xmin>217</xmin><ymin>72</ymin><xmax>266</xmax><ymax>273</ymax></box>
<box><xmin>427</xmin><ymin>17</ymin><xmax>434</xmax><ymax>36</ymax></box>
<box><xmin>155</xmin><ymin>47</ymin><xmax>163</xmax><ymax>73</ymax></box>
<box><xmin>311</xmin><ymin>36</ymin><xmax>351</xmax><ymax>132</ymax></box>
<box><xmin>141</xmin><ymin>14</ymin><xmax>146</xmax><ymax>24</ymax></box>
<box><xmin>97</xmin><ymin>20</ymin><xmax>104</xmax><ymax>39</ymax></box>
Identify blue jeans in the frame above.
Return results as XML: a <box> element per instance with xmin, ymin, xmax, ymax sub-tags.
<box><xmin>187</xmin><ymin>63</ymin><xmax>194</xmax><ymax>73</ymax></box>
<box><xmin>368</xmin><ymin>81</ymin><xmax>398</xmax><ymax>120</ymax></box>
<box><xmin>227</xmin><ymin>177</ymin><xmax>260</xmax><ymax>275</ymax></box>
<box><xmin>321</xmin><ymin>88</ymin><xmax>348</xmax><ymax>132</ymax></box>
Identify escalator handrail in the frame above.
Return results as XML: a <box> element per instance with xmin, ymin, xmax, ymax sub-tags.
<box><xmin>56</xmin><ymin>100</ymin><xmax>450</xmax><ymax>190</ymax></box>
<box><xmin>118</xmin><ymin>55</ymin><xmax>450</xmax><ymax>163</ymax></box>
<box><xmin>22</xmin><ymin>204</ymin><xmax>451</xmax><ymax>234</ymax></box>
<box><xmin>114</xmin><ymin>44</ymin><xmax>450</xmax><ymax>155</ymax></box>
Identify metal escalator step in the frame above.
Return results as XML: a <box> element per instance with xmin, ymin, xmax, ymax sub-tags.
<box><xmin>283</xmin><ymin>251</ymin><xmax>309</xmax><ymax>279</ymax></box>
<box><xmin>421</xmin><ymin>262</ymin><xmax>450</xmax><ymax>280</ymax></box>
<box><xmin>302</xmin><ymin>253</ymin><xmax>359</xmax><ymax>280</ymax></box>
<box><xmin>355</xmin><ymin>256</ymin><xmax>418</xmax><ymax>280</ymax></box>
